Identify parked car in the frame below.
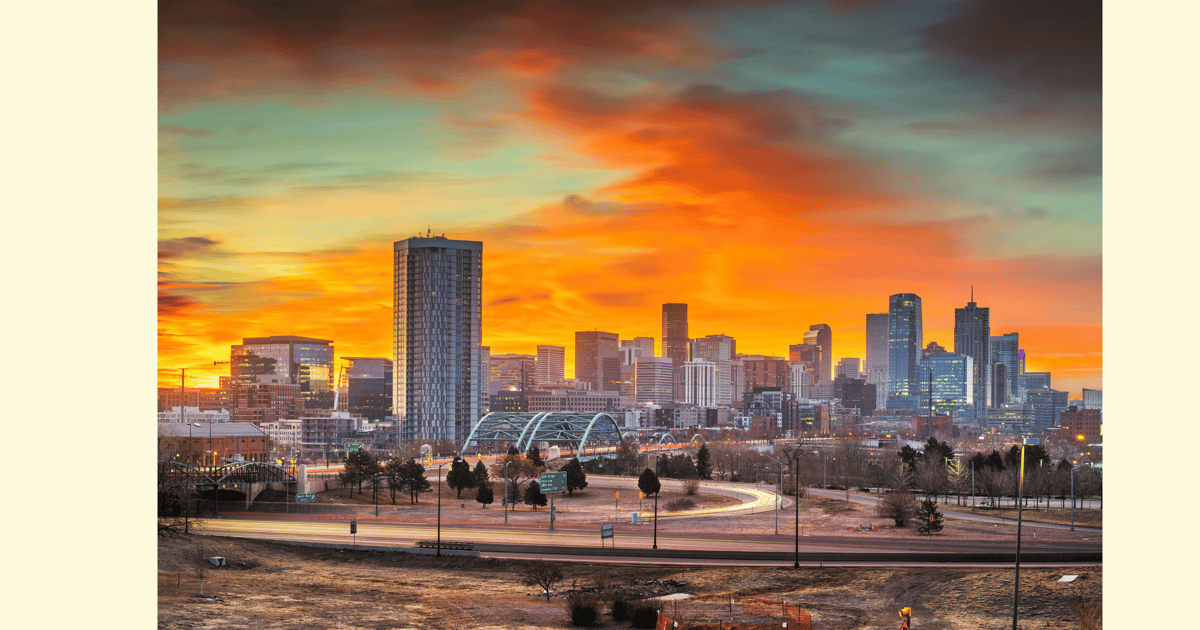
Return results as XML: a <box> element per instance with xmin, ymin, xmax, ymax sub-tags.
<box><xmin>978</xmin><ymin>501</ymin><xmax>992</xmax><ymax>508</ymax></box>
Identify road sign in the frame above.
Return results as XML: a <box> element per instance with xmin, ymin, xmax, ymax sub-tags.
<box><xmin>540</xmin><ymin>471</ymin><xmax>567</xmax><ymax>494</ymax></box>
<box><xmin>296</xmin><ymin>493</ymin><xmax>316</xmax><ymax>503</ymax></box>
<box><xmin>350</xmin><ymin>519</ymin><xmax>357</xmax><ymax>534</ymax></box>
<box><xmin>600</xmin><ymin>523</ymin><xmax>614</xmax><ymax>547</ymax></box>
<box><xmin>346</xmin><ymin>443</ymin><xmax>363</xmax><ymax>452</ymax></box>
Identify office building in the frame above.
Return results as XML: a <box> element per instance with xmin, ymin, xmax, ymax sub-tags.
<box><xmin>536</xmin><ymin>345</ymin><xmax>565</xmax><ymax>386</ymax></box>
<box><xmin>231</xmin><ymin>335</ymin><xmax>335</xmax><ymax>410</ymax></box>
<box><xmin>527</xmin><ymin>389</ymin><xmax>622</xmax><ymax>414</ymax></box>
<box><xmin>954</xmin><ymin>294</ymin><xmax>990</xmax><ymax>411</ymax></box>
<box><xmin>789</xmin><ymin>363</ymin><xmax>810</xmax><ymax>400</ymax></box>
<box><xmin>990</xmin><ymin>333</ymin><xmax>1021</xmax><ymax>405</ymax></box>
<box><xmin>635</xmin><ymin>356</ymin><xmax>674</xmax><ymax>405</ymax></box>
<box><xmin>690</xmin><ymin>334</ymin><xmax>735</xmax><ymax>406</ymax></box>
<box><xmin>887</xmin><ymin>293</ymin><xmax>923</xmax><ymax>411</ymax></box>
<box><xmin>341</xmin><ymin>357</ymin><xmax>392</xmax><ymax>422</ymax></box>
<box><xmin>835</xmin><ymin>357</ymin><xmax>862</xmax><ymax>381</ymax></box>
<box><xmin>575</xmin><ymin>331</ymin><xmax>621</xmax><ymax>392</ymax></box>
<box><xmin>1024</xmin><ymin>372</ymin><xmax>1052</xmax><ymax>391</ymax></box>
<box><xmin>743</xmin><ymin>356</ymin><xmax>790</xmax><ymax>391</ymax></box>
<box><xmin>662</xmin><ymin>303</ymin><xmax>689</xmax><ymax>401</ymax></box>
<box><xmin>620</xmin><ymin>337</ymin><xmax>655</xmax><ymax>358</ymax></box>
<box><xmin>833</xmin><ymin>376</ymin><xmax>877</xmax><ymax>416</ymax></box>
<box><xmin>1060</xmin><ymin>406</ymin><xmax>1102</xmax><ymax>443</ymax></box>
<box><xmin>865</xmin><ymin>312</ymin><xmax>889</xmax><ymax>387</ymax></box>
<box><xmin>683</xmin><ymin>359</ymin><xmax>718</xmax><ymax>407</ymax></box>
<box><xmin>479</xmin><ymin>345</ymin><xmax>491</xmax><ymax>413</ymax></box>
<box><xmin>489</xmin><ymin>353</ymin><xmax>536</xmax><ymax>394</ymax></box>
<box><xmin>805</xmin><ymin>324</ymin><xmax>832</xmax><ymax>384</ymax></box>
<box><xmin>157</xmin><ymin>407</ymin><xmax>230</xmax><ymax>424</ymax></box>
<box><xmin>1026</xmin><ymin>387</ymin><xmax>1068</xmax><ymax>432</ymax></box>
<box><xmin>158</xmin><ymin>422</ymin><xmax>271</xmax><ymax>464</ymax></box>
<box><xmin>231</xmin><ymin>379</ymin><xmax>304</xmax><ymax>424</ymax></box>
<box><xmin>1082</xmin><ymin>388</ymin><xmax>1102</xmax><ymax>410</ymax></box>
<box><xmin>788</xmin><ymin>344</ymin><xmax>820</xmax><ymax>388</ymax></box>
<box><xmin>158</xmin><ymin>387</ymin><xmax>225</xmax><ymax>413</ymax></box>
<box><xmin>393</xmin><ymin>235</ymin><xmax>483</xmax><ymax>443</ymax></box>
<box><xmin>916</xmin><ymin>351</ymin><xmax>974</xmax><ymax>422</ymax></box>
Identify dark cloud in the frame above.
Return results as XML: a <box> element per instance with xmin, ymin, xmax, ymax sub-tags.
<box><xmin>1026</xmin><ymin>149</ymin><xmax>1102</xmax><ymax>182</ymax></box>
<box><xmin>922</xmin><ymin>0</ymin><xmax>1101</xmax><ymax>93</ymax></box>
<box><xmin>488</xmin><ymin>295</ymin><xmax>522</xmax><ymax>307</ymax></box>
<box><xmin>614</xmin><ymin>253</ymin><xmax>665</xmax><ymax>278</ymax></box>
<box><xmin>158</xmin><ymin>291</ymin><xmax>201</xmax><ymax>316</ymax></box>
<box><xmin>158</xmin><ymin>236</ymin><xmax>219</xmax><ymax>259</ymax></box>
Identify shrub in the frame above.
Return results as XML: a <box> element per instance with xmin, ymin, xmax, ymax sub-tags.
<box><xmin>1072</xmin><ymin>596</ymin><xmax>1101</xmax><ymax>630</ymax></box>
<box><xmin>565</xmin><ymin>593</ymin><xmax>600</xmax><ymax>626</ymax></box>
<box><xmin>682</xmin><ymin>479</ymin><xmax>699</xmax><ymax>495</ymax></box>
<box><xmin>610</xmin><ymin>598</ymin><xmax>632</xmax><ymax>622</ymax></box>
<box><xmin>628</xmin><ymin>600</ymin><xmax>659</xmax><ymax>629</ymax></box>
<box><xmin>664</xmin><ymin>498</ymin><xmax>697</xmax><ymax>512</ymax></box>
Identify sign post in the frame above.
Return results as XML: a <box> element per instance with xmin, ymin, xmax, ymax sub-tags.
<box><xmin>540</xmin><ymin>471</ymin><xmax>567</xmax><ymax>531</ymax></box>
<box><xmin>350</xmin><ymin>518</ymin><xmax>357</xmax><ymax>549</ymax></box>
<box><xmin>600</xmin><ymin>523</ymin><xmax>614</xmax><ymax>547</ymax></box>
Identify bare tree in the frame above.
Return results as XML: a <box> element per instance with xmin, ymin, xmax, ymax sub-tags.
<box><xmin>520</xmin><ymin>560</ymin><xmax>564</xmax><ymax>601</ymax></box>
<box><xmin>915</xmin><ymin>457</ymin><xmax>948</xmax><ymax>502</ymax></box>
<box><xmin>191</xmin><ymin>543</ymin><xmax>211</xmax><ymax>597</ymax></box>
<box><xmin>875</xmin><ymin>488</ymin><xmax>917</xmax><ymax>526</ymax></box>
<box><xmin>946</xmin><ymin>459</ymin><xmax>969</xmax><ymax>506</ymax></box>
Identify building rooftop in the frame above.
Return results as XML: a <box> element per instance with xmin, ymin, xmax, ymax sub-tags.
<box><xmin>242</xmin><ymin>336</ymin><xmax>333</xmax><ymax>345</ymax></box>
<box><xmin>158</xmin><ymin>422</ymin><xmax>267</xmax><ymax>438</ymax></box>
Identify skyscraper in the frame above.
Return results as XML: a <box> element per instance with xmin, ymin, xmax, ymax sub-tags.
<box><xmin>835</xmin><ymin>357</ymin><xmax>862</xmax><ymax>380</ymax></box>
<box><xmin>231</xmin><ymin>335</ymin><xmax>335</xmax><ymax>410</ymax></box>
<box><xmin>805</xmin><ymin>324</ymin><xmax>832</xmax><ymax>384</ymax></box>
<box><xmin>954</xmin><ymin>295</ymin><xmax>990</xmax><ymax>414</ymax></box>
<box><xmin>683</xmin><ymin>359</ymin><xmax>717</xmax><ymax>407</ymax></box>
<box><xmin>689</xmin><ymin>334</ymin><xmax>735</xmax><ymax>406</ymax></box>
<box><xmin>621</xmin><ymin>337</ymin><xmax>655</xmax><ymax>358</ymax></box>
<box><xmin>662</xmin><ymin>303</ymin><xmax>688</xmax><ymax>401</ymax></box>
<box><xmin>536</xmin><ymin>345</ymin><xmax>565</xmax><ymax>386</ymax></box>
<box><xmin>341</xmin><ymin>357</ymin><xmax>392</xmax><ymax>422</ymax></box>
<box><xmin>635</xmin><ymin>356</ymin><xmax>674</xmax><ymax>405</ymax></box>
<box><xmin>916</xmin><ymin>351</ymin><xmax>974</xmax><ymax>421</ymax></box>
<box><xmin>990</xmin><ymin>333</ymin><xmax>1020</xmax><ymax>405</ymax></box>
<box><xmin>887</xmin><ymin>293</ymin><xmax>923</xmax><ymax>411</ymax></box>
<box><xmin>865</xmin><ymin>313</ymin><xmax>889</xmax><ymax>409</ymax></box>
<box><xmin>788</xmin><ymin>344</ymin><xmax>820</xmax><ymax>388</ymax></box>
<box><xmin>393</xmin><ymin>235</ymin><xmax>482</xmax><ymax>442</ymax></box>
<box><xmin>575</xmin><ymin>330</ymin><xmax>621</xmax><ymax>392</ymax></box>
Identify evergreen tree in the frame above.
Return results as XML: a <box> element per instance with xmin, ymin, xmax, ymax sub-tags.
<box><xmin>398</xmin><ymin>459</ymin><xmax>432</xmax><ymax>504</ymax></box>
<box><xmin>524</xmin><ymin>480</ymin><xmax>547</xmax><ymax>509</ymax></box>
<box><xmin>696</xmin><ymin>444</ymin><xmax>713</xmax><ymax>480</ymax></box>
<box><xmin>528</xmin><ymin>445</ymin><xmax>545</xmax><ymax>469</ymax></box>
<box><xmin>446</xmin><ymin>456</ymin><xmax>476</xmax><ymax>499</ymax></box>
<box><xmin>475</xmin><ymin>483</ymin><xmax>494</xmax><ymax>508</ymax></box>
<box><xmin>922</xmin><ymin>437</ymin><xmax>954</xmax><ymax>464</ymax></box>
<box><xmin>508</xmin><ymin>445</ymin><xmax>520</xmax><ymax>455</ymax></box>
<box><xmin>564</xmin><ymin>458</ymin><xmax>588</xmax><ymax>495</ymax></box>
<box><xmin>472</xmin><ymin>460</ymin><xmax>490</xmax><ymax>488</ymax></box>
<box><xmin>915</xmin><ymin>497</ymin><xmax>944</xmax><ymax>536</ymax></box>
<box><xmin>637</xmin><ymin>468</ymin><xmax>661</xmax><ymax>497</ymax></box>
<box><xmin>898</xmin><ymin>445</ymin><xmax>921</xmax><ymax>472</ymax></box>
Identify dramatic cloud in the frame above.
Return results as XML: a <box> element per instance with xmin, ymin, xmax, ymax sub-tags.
<box><xmin>158</xmin><ymin>236</ymin><xmax>218</xmax><ymax>259</ymax></box>
<box><xmin>922</xmin><ymin>0</ymin><xmax>1102</xmax><ymax>93</ymax></box>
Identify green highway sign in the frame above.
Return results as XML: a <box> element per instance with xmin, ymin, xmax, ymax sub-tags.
<box><xmin>296</xmin><ymin>493</ymin><xmax>316</xmax><ymax>503</ymax></box>
<box><xmin>540</xmin><ymin>471</ymin><xmax>567</xmax><ymax>494</ymax></box>
<box><xmin>345</xmin><ymin>443</ymin><xmax>363</xmax><ymax>451</ymax></box>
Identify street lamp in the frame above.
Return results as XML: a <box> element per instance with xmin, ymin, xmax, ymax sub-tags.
<box><xmin>185</xmin><ymin>422</ymin><xmax>201</xmax><ymax>534</ymax></box>
<box><xmin>436</xmin><ymin>461</ymin><xmax>446</xmax><ymax>557</ymax></box>
<box><xmin>503</xmin><ymin>460</ymin><xmax>514</xmax><ymax>524</ymax></box>
<box><xmin>1070</xmin><ymin>463</ymin><xmax>1090</xmax><ymax>531</ymax></box>
<box><xmin>1012</xmin><ymin>437</ymin><xmax>1039</xmax><ymax>630</ymax></box>
<box><xmin>764</xmin><ymin>455</ymin><xmax>785</xmax><ymax>535</ymax></box>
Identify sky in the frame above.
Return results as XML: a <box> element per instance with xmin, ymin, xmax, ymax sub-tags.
<box><xmin>157</xmin><ymin>0</ymin><xmax>1102</xmax><ymax>396</ymax></box>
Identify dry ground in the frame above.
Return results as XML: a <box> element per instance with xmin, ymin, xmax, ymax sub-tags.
<box><xmin>158</xmin><ymin>535</ymin><xmax>1101</xmax><ymax>629</ymax></box>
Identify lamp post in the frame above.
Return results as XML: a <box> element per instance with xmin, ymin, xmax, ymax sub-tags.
<box><xmin>436</xmin><ymin>461</ymin><xmax>446</xmax><ymax>557</ymax></box>
<box><xmin>185</xmin><ymin>422</ymin><xmax>201</xmax><ymax>533</ymax></box>
<box><xmin>503</xmin><ymin>460</ymin><xmax>514</xmax><ymax>524</ymax></box>
<box><xmin>764</xmin><ymin>455</ymin><xmax>785</xmax><ymax>535</ymax></box>
<box><xmin>1070</xmin><ymin>463</ymin><xmax>1089</xmax><ymax>531</ymax></box>
<box><xmin>793</xmin><ymin>450</ymin><xmax>801</xmax><ymax>568</ymax></box>
<box><xmin>1012</xmin><ymin>437</ymin><xmax>1039</xmax><ymax>630</ymax></box>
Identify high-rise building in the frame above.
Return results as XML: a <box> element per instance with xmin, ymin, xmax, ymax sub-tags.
<box><xmin>743</xmin><ymin>356</ymin><xmax>790</xmax><ymax>391</ymax></box>
<box><xmin>575</xmin><ymin>331</ymin><xmax>621</xmax><ymax>392</ymax></box>
<box><xmin>621</xmin><ymin>337</ymin><xmax>655</xmax><ymax>358</ymax></box>
<box><xmin>833</xmin><ymin>375</ymin><xmax>877</xmax><ymax>416</ymax></box>
<box><xmin>341</xmin><ymin>357</ymin><xmax>392</xmax><ymax>422</ymax></box>
<box><xmin>535</xmin><ymin>345</ymin><xmax>565</xmax><ymax>387</ymax></box>
<box><xmin>231</xmin><ymin>336</ymin><xmax>335</xmax><ymax>410</ymax></box>
<box><xmin>990</xmin><ymin>333</ymin><xmax>1021</xmax><ymax>405</ymax></box>
<box><xmin>789</xmin><ymin>363</ymin><xmax>810</xmax><ymax>400</ymax></box>
<box><xmin>661</xmin><ymin>304</ymin><xmax>689</xmax><ymax>366</ymax></box>
<box><xmin>683</xmin><ymin>359</ymin><xmax>718</xmax><ymax>407</ymax></box>
<box><xmin>635</xmin><ymin>356</ymin><xmax>674</xmax><ymax>405</ymax></box>
<box><xmin>954</xmin><ymin>296</ymin><xmax>991</xmax><ymax>413</ymax></box>
<box><xmin>1026</xmin><ymin>387</ymin><xmax>1068</xmax><ymax>432</ymax></box>
<box><xmin>835</xmin><ymin>358</ymin><xmax>862</xmax><ymax>380</ymax></box>
<box><xmin>690</xmin><ymin>334</ymin><xmax>735</xmax><ymax>406</ymax></box>
<box><xmin>489</xmin><ymin>354</ymin><xmax>536</xmax><ymax>393</ymax></box>
<box><xmin>916</xmin><ymin>351</ymin><xmax>974</xmax><ymax>421</ymax></box>
<box><xmin>887</xmin><ymin>293</ymin><xmax>923</xmax><ymax>411</ymax></box>
<box><xmin>865</xmin><ymin>313</ymin><xmax>889</xmax><ymax>408</ymax></box>
<box><xmin>393</xmin><ymin>235</ymin><xmax>482</xmax><ymax>443</ymax></box>
<box><xmin>805</xmin><ymin>324</ymin><xmax>832</xmax><ymax>384</ymax></box>
<box><xmin>788</xmin><ymin>344</ymin><xmax>820</xmax><ymax>388</ymax></box>
<box><xmin>479</xmin><ymin>345</ymin><xmax>491</xmax><ymax>414</ymax></box>
<box><xmin>1082</xmin><ymin>388</ymin><xmax>1102</xmax><ymax>410</ymax></box>
<box><xmin>1024</xmin><ymin>372</ymin><xmax>1052</xmax><ymax>391</ymax></box>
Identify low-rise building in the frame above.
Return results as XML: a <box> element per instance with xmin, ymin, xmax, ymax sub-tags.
<box><xmin>157</xmin><ymin>406</ymin><xmax>230</xmax><ymax>424</ymax></box>
<box><xmin>158</xmin><ymin>422</ymin><xmax>270</xmax><ymax>464</ymax></box>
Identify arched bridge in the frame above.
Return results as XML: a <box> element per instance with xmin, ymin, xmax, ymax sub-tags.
<box><xmin>460</xmin><ymin>412</ymin><xmax>624</xmax><ymax>459</ymax></box>
<box><xmin>159</xmin><ymin>461</ymin><xmax>298</xmax><ymax>513</ymax></box>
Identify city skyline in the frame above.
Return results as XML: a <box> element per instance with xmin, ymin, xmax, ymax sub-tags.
<box><xmin>157</xmin><ymin>2</ymin><xmax>1101</xmax><ymax>397</ymax></box>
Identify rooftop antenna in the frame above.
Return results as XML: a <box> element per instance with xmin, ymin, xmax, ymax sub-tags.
<box><xmin>971</xmin><ymin>285</ymin><xmax>974</xmax><ymax>302</ymax></box>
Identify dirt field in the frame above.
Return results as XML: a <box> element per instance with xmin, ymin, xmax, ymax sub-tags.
<box><xmin>158</xmin><ymin>535</ymin><xmax>1101</xmax><ymax>629</ymax></box>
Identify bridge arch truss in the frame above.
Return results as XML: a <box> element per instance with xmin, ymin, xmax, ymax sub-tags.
<box><xmin>461</xmin><ymin>412</ymin><xmax>624</xmax><ymax>459</ymax></box>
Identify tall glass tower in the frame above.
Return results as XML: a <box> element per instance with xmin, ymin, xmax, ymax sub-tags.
<box><xmin>662</xmin><ymin>303</ymin><xmax>689</xmax><ymax>401</ymax></box>
<box><xmin>231</xmin><ymin>336</ymin><xmax>334</xmax><ymax>409</ymax></box>
<box><xmin>954</xmin><ymin>293</ymin><xmax>990</xmax><ymax>418</ymax></box>
<box><xmin>393</xmin><ymin>235</ymin><xmax>482</xmax><ymax>443</ymax></box>
<box><xmin>887</xmin><ymin>293</ymin><xmax>923</xmax><ymax>411</ymax></box>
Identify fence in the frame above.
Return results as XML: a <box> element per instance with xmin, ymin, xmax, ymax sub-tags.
<box><xmin>653</xmin><ymin>598</ymin><xmax>812</xmax><ymax>630</ymax></box>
